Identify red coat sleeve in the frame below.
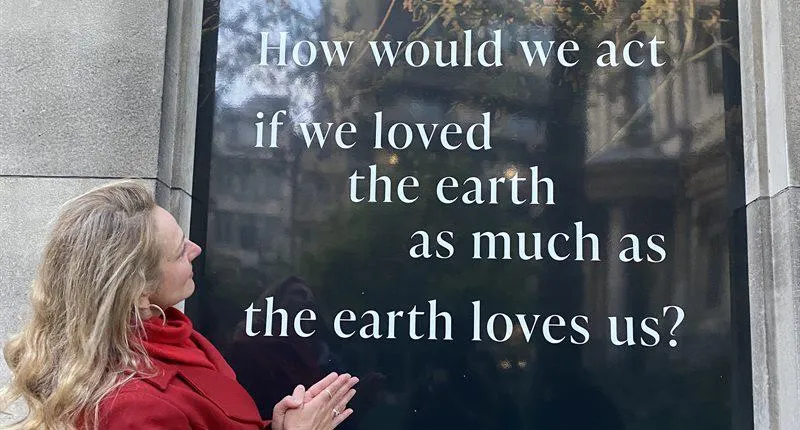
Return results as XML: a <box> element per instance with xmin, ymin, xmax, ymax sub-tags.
<box><xmin>98</xmin><ymin>391</ymin><xmax>191</xmax><ymax>429</ymax></box>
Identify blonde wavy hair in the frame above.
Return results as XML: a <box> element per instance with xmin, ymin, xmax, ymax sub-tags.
<box><xmin>1</xmin><ymin>180</ymin><xmax>165</xmax><ymax>429</ymax></box>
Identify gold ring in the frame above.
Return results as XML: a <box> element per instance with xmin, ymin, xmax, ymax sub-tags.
<box><xmin>324</xmin><ymin>389</ymin><xmax>333</xmax><ymax>399</ymax></box>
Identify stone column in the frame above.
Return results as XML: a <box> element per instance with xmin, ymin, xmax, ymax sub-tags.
<box><xmin>0</xmin><ymin>0</ymin><xmax>203</xmax><ymax>422</ymax></box>
<box><xmin>739</xmin><ymin>0</ymin><xmax>800</xmax><ymax>427</ymax></box>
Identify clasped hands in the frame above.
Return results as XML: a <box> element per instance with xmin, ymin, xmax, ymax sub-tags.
<box><xmin>271</xmin><ymin>373</ymin><xmax>359</xmax><ymax>430</ymax></box>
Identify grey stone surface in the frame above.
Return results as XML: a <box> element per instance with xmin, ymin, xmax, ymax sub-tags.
<box><xmin>155</xmin><ymin>180</ymin><xmax>193</xmax><ymax>232</ymax></box>
<box><xmin>0</xmin><ymin>0</ymin><xmax>169</xmax><ymax>177</ymax></box>
<box><xmin>738</xmin><ymin>0</ymin><xmax>770</xmax><ymax>203</ymax></box>
<box><xmin>737</xmin><ymin>0</ymin><xmax>800</xmax><ymax>204</ymax></box>
<box><xmin>0</xmin><ymin>0</ymin><xmax>202</xmax><ymax>424</ymax></box>
<box><xmin>740</xmin><ymin>0</ymin><xmax>800</xmax><ymax>428</ymax></box>
<box><xmin>747</xmin><ymin>189</ymin><xmax>800</xmax><ymax>430</ymax></box>
<box><xmin>157</xmin><ymin>0</ymin><xmax>203</xmax><ymax>194</ymax></box>
<box><xmin>784</xmin><ymin>0</ymin><xmax>800</xmax><ymax>187</ymax></box>
<box><xmin>0</xmin><ymin>177</ymin><xmax>121</xmax><ymax>331</ymax></box>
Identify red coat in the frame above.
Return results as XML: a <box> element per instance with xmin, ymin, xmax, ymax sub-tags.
<box><xmin>96</xmin><ymin>307</ymin><xmax>269</xmax><ymax>429</ymax></box>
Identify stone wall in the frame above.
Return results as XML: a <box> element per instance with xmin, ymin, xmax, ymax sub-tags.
<box><xmin>0</xmin><ymin>0</ymin><xmax>202</xmax><ymax>423</ymax></box>
<box><xmin>739</xmin><ymin>0</ymin><xmax>800</xmax><ymax>427</ymax></box>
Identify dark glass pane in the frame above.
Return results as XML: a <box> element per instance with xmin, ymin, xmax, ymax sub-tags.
<box><xmin>191</xmin><ymin>1</ymin><xmax>745</xmax><ymax>429</ymax></box>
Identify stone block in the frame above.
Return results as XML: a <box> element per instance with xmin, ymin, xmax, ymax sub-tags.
<box><xmin>738</xmin><ymin>0</ymin><xmax>768</xmax><ymax>203</ymax></box>
<box><xmin>747</xmin><ymin>188</ymin><xmax>800</xmax><ymax>429</ymax></box>
<box><xmin>157</xmin><ymin>0</ymin><xmax>203</xmax><ymax>193</ymax></box>
<box><xmin>783</xmin><ymin>0</ymin><xmax>800</xmax><ymax>186</ymax></box>
<box><xmin>0</xmin><ymin>0</ymin><xmax>169</xmax><ymax>177</ymax></box>
<box><xmin>737</xmin><ymin>0</ymin><xmax>800</xmax><ymax>203</ymax></box>
<box><xmin>155</xmin><ymin>180</ymin><xmax>193</xmax><ymax>232</ymax></box>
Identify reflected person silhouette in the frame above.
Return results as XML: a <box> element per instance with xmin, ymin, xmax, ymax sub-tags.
<box><xmin>228</xmin><ymin>276</ymin><xmax>345</xmax><ymax>421</ymax></box>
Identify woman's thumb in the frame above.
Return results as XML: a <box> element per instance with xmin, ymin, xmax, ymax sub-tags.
<box><xmin>292</xmin><ymin>384</ymin><xmax>306</xmax><ymax>404</ymax></box>
<box><xmin>274</xmin><ymin>385</ymin><xmax>305</xmax><ymax>418</ymax></box>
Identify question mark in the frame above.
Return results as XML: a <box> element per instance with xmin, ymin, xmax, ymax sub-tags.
<box><xmin>662</xmin><ymin>306</ymin><xmax>685</xmax><ymax>347</ymax></box>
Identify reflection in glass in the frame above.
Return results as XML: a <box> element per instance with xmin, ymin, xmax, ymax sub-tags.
<box><xmin>192</xmin><ymin>1</ymin><xmax>742</xmax><ymax>429</ymax></box>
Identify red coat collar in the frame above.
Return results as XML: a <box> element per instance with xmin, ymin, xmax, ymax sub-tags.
<box><xmin>137</xmin><ymin>308</ymin><xmax>267</xmax><ymax>426</ymax></box>
<box><xmin>141</xmin><ymin>307</ymin><xmax>216</xmax><ymax>370</ymax></box>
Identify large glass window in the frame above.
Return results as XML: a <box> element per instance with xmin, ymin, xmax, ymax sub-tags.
<box><xmin>190</xmin><ymin>1</ymin><xmax>747</xmax><ymax>428</ymax></box>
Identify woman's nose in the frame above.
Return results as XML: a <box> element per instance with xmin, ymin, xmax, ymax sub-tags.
<box><xmin>188</xmin><ymin>240</ymin><xmax>202</xmax><ymax>260</ymax></box>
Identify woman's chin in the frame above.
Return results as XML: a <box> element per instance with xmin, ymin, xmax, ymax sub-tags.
<box><xmin>183</xmin><ymin>280</ymin><xmax>196</xmax><ymax>299</ymax></box>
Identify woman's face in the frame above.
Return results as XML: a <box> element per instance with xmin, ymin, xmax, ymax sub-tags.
<box><xmin>149</xmin><ymin>206</ymin><xmax>202</xmax><ymax>309</ymax></box>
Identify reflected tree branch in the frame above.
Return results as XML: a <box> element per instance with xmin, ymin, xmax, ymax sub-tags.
<box><xmin>587</xmin><ymin>38</ymin><xmax>729</xmax><ymax>161</ymax></box>
<box><xmin>346</xmin><ymin>0</ymin><xmax>397</xmax><ymax>72</ymax></box>
<box><xmin>410</xmin><ymin>5</ymin><xmax>445</xmax><ymax>39</ymax></box>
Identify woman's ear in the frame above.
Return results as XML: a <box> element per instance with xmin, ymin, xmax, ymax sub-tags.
<box><xmin>136</xmin><ymin>295</ymin><xmax>151</xmax><ymax>310</ymax></box>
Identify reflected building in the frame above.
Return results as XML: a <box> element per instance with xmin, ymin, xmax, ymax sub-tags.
<box><xmin>583</xmin><ymin>39</ymin><xmax>729</xmax><ymax>369</ymax></box>
<box><xmin>207</xmin><ymin>0</ymin><xmax>730</xmax><ymax>370</ymax></box>
<box><xmin>200</xmin><ymin>1</ymin><xmax>737</xmax><ymax>428</ymax></box>
<box><xmin>207</xmin><ymin>97</ymin><xmax>352</xmax><ymax>277</ymax></box>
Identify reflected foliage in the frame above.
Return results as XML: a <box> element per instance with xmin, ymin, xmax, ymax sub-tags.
<box><xmin>191</xmin><ymin>0</ymin><xmax>742</xmax><ymax>429</ymax></box>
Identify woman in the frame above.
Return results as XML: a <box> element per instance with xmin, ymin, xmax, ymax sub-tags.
<box><xmin>0</xmin><ymin>180</ymin><xmax>357</xmax><ymax>429</ymax></box>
